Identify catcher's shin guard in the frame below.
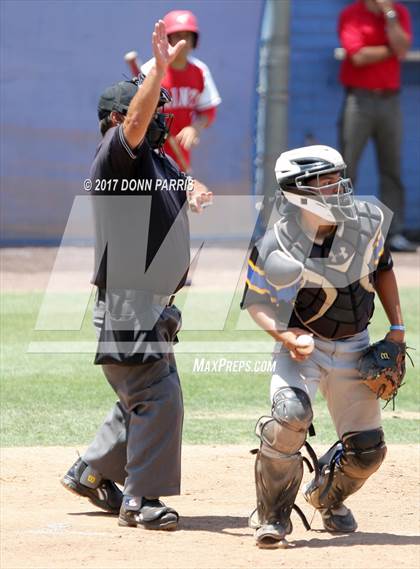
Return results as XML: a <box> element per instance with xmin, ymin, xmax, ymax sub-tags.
<box><xmin>255</xmin><ymin>447</ymin><xmax>303</xmax><ymax>530</ymax></box>
<box><xmin>254</xmin><ymin>387</ymin><xmax>313</xmax><ymax>531</ymax></box>
<box><xmin>304</xmin><ymin>428</ymin><xmax>387</xmax><ymax>510</ymax></box>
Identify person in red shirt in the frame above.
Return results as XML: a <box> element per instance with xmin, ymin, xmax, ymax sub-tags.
<box><xmin>142</xmin><ymin>10</ymin><xmax>221</xmax><ymax>172</ymax></box>
<box><xmin>338</xmin><ymin>0</ymin><xmax>416</xmax><ymax>252</ymax></box>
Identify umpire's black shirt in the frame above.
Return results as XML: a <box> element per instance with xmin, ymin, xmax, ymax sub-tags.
<box><xmin>89</xmin><ymin>125</ymin><xmax>190</xmax><ymax>294</ymax></box>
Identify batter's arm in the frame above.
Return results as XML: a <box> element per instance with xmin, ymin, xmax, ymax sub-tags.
<box><xmin>175</xmin><ymin>109</ymin><xmax>217</xmax><ymax>150</ymax></box>
<box><xmin>176</xmin><ymin>114</ymin><xmax>209</xmax><ymax>150</ymax></box>
<box><xmin>247</xmin><ymin>303</ymin><xmax>311</xmax><ymax>362</ymax></box>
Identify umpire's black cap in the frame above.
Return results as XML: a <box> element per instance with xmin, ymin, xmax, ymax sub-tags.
<box><xmin>97</xmin><ymin>80</ymin><xmax>138</xmax><ymax>120</ymax></box>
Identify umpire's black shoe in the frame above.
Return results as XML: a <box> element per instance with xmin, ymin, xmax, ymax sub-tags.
<box><xmin>118</xmin><ymin>496</ymin><xmax>179</xmax><ymax>531</ymax></box>
<box><xmin>319</xmin><ymin>504</ymin><xmax>357</xmax><ymax>533</ymax></box>
<box><xmin>61</xmin><ymin>458</ymin><xmax>123</xmax><ymax>514</ymax></box>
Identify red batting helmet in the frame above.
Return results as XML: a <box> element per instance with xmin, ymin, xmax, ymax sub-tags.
<box><xmin>163</xmin><ymin>10</ymin><xmax>199</xmax><ymax>45</ymax></box>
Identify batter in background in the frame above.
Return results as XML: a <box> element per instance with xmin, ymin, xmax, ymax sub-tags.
<box><xmin>141</xmin><ymin>10</ymin><xmax>221</xmax><ymax>172</ymax></box>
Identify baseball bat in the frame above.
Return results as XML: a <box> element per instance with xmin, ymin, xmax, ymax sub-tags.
<box><xmin>124</xmin><ymin>50</ymin><xmax>141</xmax><ymax>77</ymax></box>
<box><xmin>123</xmin><ymin>50</ymin><xmax>191</xmax><ymax>173</ymax></box>
<box><xmin>166</xmin><ymin>133</ymin><xmax>191</xmax><ymax>174</ymax></box>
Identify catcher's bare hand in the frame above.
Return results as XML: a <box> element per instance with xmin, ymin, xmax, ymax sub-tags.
<box><xmin>278</xmin><ymin>328</ymin><xmax>314</xmax><ymax>362</ymax></box>
<box><xmin>152</xmin><ymin>20</ymin><xmax>186</xmax><ymax>73</ymax></box>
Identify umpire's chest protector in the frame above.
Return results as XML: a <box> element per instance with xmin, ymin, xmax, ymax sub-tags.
<box><xmin>274</xmin><ymin>201</ymin><xmax>384</xmax><ymax>339</ymax></box>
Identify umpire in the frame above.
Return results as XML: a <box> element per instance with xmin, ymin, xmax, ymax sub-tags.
<box><xmin>61</xmin><ymin>21</ymin><xmax>211</xmax><ymax>531</ymax></box>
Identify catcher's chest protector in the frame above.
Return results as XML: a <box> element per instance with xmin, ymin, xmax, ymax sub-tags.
<box><xmin>274</xmin><ymin>202</ymin><xmax>383</xmax><ymax>339</ymax></box>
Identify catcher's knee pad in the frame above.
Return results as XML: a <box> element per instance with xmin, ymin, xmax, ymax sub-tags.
<box><xmin>257</xmin><ymin>387</ymin><xmax>313</xmax><ymax>456</ymax></box>
<box><xmin>340</xmin><ymin>428</ymin><xmax>387</xmax><ymax>479</ymax></box>
<box><xmin>305</xmin><ymin>428</ymin><xmax>386</xmax><ymax>509</ymax></box>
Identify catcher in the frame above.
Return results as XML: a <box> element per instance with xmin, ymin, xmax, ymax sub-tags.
<box><xmin>241</xmin><ymin>145</ymin><xmax>408</xmax><ymax>548</ymax></box>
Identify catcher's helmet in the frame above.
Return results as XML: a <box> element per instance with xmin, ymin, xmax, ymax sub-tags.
<box><xmin>275</xmin><ymin>145</ymin><xmax>356</xmax><ymax>222</ymax></box>
<box><xmin>163</xmin><ymin>10</ymin><xmax>199</xmax><ymax>47</ymax></box>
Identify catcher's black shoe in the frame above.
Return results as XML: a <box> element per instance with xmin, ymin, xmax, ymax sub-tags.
<box><xmin>319</xmin><ymin>504</ymin><xmax>357</xmax><ymax>533</ymax></box>
<box><xmin>61</xmin><ymin>458</ymin><xmax>123</xmax><ymax>514</ymax></box>
<box><xmin>118</xmin><ymin>497</ymin><xmax>179</xmax><ymax>531</ymax></box>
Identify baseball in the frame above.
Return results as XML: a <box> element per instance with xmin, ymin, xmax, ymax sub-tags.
<box><xmin>295</xmin><ymin>334</ymin><xmax>315</xmax><ymax>355</ymax></box>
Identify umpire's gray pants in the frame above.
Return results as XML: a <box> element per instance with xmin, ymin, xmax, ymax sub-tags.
<box><xmin>270</xmin><ymin>330</ymin><xmax>381</xmax><ymax>439</ymax></box>
<box><xmin>83</xmin><ymin>303</ymin><xmax>183</xmax><ymax>498</ymax></box>
<box><xmin>339</xmin><ymin>90</ymin><xmax>405</xmax><ymax>234</ymax></box>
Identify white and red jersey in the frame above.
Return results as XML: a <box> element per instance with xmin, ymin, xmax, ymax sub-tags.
<box><xmin>142</xmin><ymin>56</ymin><xmax>221</xmax><ymax>169</ymax></box>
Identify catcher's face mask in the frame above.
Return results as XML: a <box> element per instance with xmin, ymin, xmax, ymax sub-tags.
<box><xmin>282</xmin><ymin>169</ymin><xmax>357</xmax><ymax>223</ymax></box>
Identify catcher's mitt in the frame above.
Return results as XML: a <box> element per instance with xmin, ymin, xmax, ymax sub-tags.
<box><xmin>358</xmin><ymin>339</ymin><xmax>408</xmax><ymax>402</ymax></box>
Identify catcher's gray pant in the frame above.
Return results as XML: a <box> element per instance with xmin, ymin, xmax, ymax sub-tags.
<box><xmin>82</xmin><ymin>300</ymin><xmax>183</xmax><ymax>498</ymax></box>
<box><xmin>270</xmin><ymin>330</ymin><xmax>381</xmax><ymax>438</ymax></box>
<box><xmin>339</xmin><ymin>90</ymin><xmax>404</xmax><ymax>234</ymax></box>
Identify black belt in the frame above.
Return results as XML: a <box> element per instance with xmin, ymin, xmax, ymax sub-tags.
<box><xmin>97</xmin><ymin>288</ymin><xmax>175</xmax><ymax>307</ymax></box>
<box><xmin>346</xmin><ymin>87</ymin><xmax>399</xmax><ymax>98</ymax></box>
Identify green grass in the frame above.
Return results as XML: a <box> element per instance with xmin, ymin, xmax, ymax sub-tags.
<box><xmin>1</xmin><ymin>289</ymin><xmax>419</xmax><ymax>447</ymax></box>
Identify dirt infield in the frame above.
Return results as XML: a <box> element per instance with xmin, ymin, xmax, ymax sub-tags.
<box><xmin>1</xmin><ymin>445</ymin><xmax>419</xmax><ymax>569</ymax></box>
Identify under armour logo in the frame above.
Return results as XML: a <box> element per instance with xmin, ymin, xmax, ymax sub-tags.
<box><xmin>330</xmin><ymin>247</ymin><xmax>349</xmax><ymax>263</ymax></box>
<box><xmin>380</xmin><ymin>352</ymin><xmax>390</xmax><ymax>360</ymax></box>
<box><xmin>338</xmin><ymin>247</ymin><xmax>349</xmax><ymax>260</ymax></box>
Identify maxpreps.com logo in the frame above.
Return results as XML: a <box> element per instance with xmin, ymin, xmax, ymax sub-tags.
<box><xmin>193</xmin><ymin>358</ymin><xmax>276</xmax><ymax>374</ymax></box>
